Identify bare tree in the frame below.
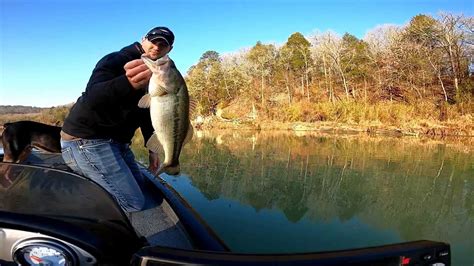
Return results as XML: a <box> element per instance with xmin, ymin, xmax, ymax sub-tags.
<box><xmin>364</xmin><ymin>24</ymin><xmax>404</xmax><ymax>99</ymax></box>
<box><xmin>310</xmin><ymin>32</ymin><xmax>338</xmax><ymax>102</ymax></box>
<box><xmin>221</xmin><ymin>50</ymin><xmax>252</xmax><ymax>100</ymax></box>
<box><xmin>313</xmin><ymin>31</ymin><xmax>355</xmax><ymax>99</ymax></box>
<box><xmin>278</xmin><ymin>46</ymin><xmax>294</xmax><ymax>105</ymax></box>
<box><xmin>436</xmin><ymin>13</ymin><xmax>465</xmax><ymax>98</ymax></box>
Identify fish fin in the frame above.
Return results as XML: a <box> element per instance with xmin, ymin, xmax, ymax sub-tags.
<box><xmin>158</xmin><ymin>77</ymin><xmax>179</xmax><ymax>95</ymax></box>
<box><xmin>146</xmin><ymin>133</ymin><xmax>162</xmax><ymax>154</ymax></box>
<box><xmin>138</xmin><ymin>94</ymin><xmax>151</xmax><ymax>108</ymax></box>
<box><xmin>150</xmin><ymin>85</ymin><xmax>168</xmax><ymax>97</ymax></box>
<box><xmin>184</xmin><ymin>122</ymin><xmax>194</xmax><ymax>145</ymax></box>
<box><xmin>155</xmin><ymin>163</ymin><xmax>180</xmax><ymax>176</ymax></box>
<box><xmin>189</xmin><ymin>97</ymin><xmax>198</xmax><ymax>115</ymax></box>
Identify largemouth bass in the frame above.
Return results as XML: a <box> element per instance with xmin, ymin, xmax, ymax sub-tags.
<box><xmin>139</xmin><ymin>54</ymin><xmax>193</xmax><ymax>176</ymax></box>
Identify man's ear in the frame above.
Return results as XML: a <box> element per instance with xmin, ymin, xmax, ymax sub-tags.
<box><xmin>168</xmin><ymin>45</ymin><xmax>173</xmax><ymax>53</ymax></box>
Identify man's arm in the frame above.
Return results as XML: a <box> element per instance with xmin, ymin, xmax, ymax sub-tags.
<box><xmin>85</xmin><ymin>55</ymin><xmax>151</xmax><ymax>107</ymax></box>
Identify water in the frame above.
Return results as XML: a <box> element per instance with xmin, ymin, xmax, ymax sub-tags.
<box><xmin>132</xmin><ymin>130</ymin><xmax>473</xmax><ymax>265</ymax></box>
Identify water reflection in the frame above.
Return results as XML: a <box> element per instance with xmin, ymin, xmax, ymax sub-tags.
<box><xmin>133</xmin><ymin>130</ymin><xmax>473</xmax><ymax>264</ymax></box>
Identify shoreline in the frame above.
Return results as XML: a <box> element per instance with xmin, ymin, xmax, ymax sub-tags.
<box><xmin>193</xmin><ymin>117</ymin><xmax>474</xmax><ymax>138</ymax></box>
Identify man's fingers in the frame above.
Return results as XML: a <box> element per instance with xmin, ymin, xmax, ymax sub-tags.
<box><xmin>124</xmin><ymin>59</ymin><xmax>144</xmax><ymax>70</ymax></box>
<box><xmin>125</xmin><ymin>59</ymin><xmax>152</xmax><ymax>89</ymax></box>
<box><xmin>126</xmin><ymin>64</ymin><xmax>150</xmax><ymax>78</ymax></box>
<box><xmin>131</xmin><ymin>69</ymin><xmax>152</xmax><ymax>83</ymax></box>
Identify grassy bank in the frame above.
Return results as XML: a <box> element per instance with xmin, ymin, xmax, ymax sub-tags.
<box><xmin>199</xmin><ymin>100</ymin><xmax>474</xmax><ymax>137</ymax></box>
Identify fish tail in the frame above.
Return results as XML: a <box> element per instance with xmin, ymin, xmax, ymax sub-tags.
<box><xmin>155</xmin><ymin>163</ymin><xmax>180</xmax><ymax>176</ymax></box>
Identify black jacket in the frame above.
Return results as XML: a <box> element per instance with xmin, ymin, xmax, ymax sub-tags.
<box><xmin>62</xmin><ymin>42</ymin><xmax>153</xmax><ymax>144</ymax></box>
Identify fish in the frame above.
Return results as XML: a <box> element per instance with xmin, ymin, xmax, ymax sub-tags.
<box><xmin>138</xmin><ymin>54</ymin><xmax>193</xmax><ymax>176</ymax></box>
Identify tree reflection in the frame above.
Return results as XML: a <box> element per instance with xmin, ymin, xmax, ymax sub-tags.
<box><xmin>132</xmin><ymin>130</ymin><xmax>473</xmax><ymax>262</ymax></box>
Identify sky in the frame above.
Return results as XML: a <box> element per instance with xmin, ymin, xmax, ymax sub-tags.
<box><xmin>1</xmin><ymin>0</ymin><xmax>473</xmax><ymax>107</ymax></box>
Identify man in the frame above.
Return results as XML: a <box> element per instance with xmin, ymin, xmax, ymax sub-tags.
<box><xmin>60</xmin><ymin>27</ymin><xmax>175</xmax><ymax>212</ymax></box>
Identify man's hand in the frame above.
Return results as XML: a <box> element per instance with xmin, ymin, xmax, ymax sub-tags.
<box><xmin>148</xmin><ymin>150</ymin><xmax>160</xmax><ymax>173</ymax></box>
<box><xmin>124</xmin><ymin>59</ymin><xmax>152</xmax><ymax>90</ymax></box>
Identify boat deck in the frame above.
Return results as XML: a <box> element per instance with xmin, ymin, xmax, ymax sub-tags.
<box><xmin>2</xmin><ymin>150</ymin><xmax>193</xmax><ymax>250</ymax></box>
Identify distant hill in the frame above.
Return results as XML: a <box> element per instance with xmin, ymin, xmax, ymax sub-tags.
<box><xmin>0</xmin><ymin>104</ymin><xmax>75</xmax><ymax>115</ymax></box>
<box><xmin>0</xmin><ymin>105</ymin><xmax>50</xmax><ymax>115</ymax></box>
<box><xmin>0</xmin><ymin>104</ymin><xmax>73</xmax><ymax>126</ymax></box>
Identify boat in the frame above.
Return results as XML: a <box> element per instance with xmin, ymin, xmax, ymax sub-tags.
<box><xmin>0</xmin><ymin>149</ymin><xmax>451</xmax><ymax>265</ymax></box>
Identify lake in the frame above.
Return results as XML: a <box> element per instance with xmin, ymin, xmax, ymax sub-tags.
<box><xmin>136</xmin><ymin>129</ymin><xmax>473</xmax><ymax>265</ymax></box>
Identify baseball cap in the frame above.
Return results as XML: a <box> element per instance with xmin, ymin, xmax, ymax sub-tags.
<box><xmin>145</xmin><ymin>27</ymin><xmax>175</xmax><ymax>46</ymax></box>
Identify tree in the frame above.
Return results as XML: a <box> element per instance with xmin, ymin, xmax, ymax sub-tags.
<box><xmin>277</xmin><ymin>45</ymin><xmax>294</xmax><ymax>104</ymax></box>
<box><xmin>200</xmin><ymin>50</ymin><xmax>220</xmax><ymax>62</ymax></box>
<box><xmin>341</xmin><ymin>33</ymin><xmax>371</xmax><ymax>98</ymax></box>
<box><xmin>364</xmin><ymin>25</ymin><xmax>404</xmax><ymax>100</ymax></box>
<box><xmin>404</xmin><ymin>14</ymin><xmax>448</xmax><ymax>101</ymax></box>
<box><xmin>186</xmin><ymin>50</ymin><xmax>226</xmax><ymax>115</ymax></box>
<box><xmin>315</xmin><ymin>32</ymin><xmax>352</xmax><ymax>99</ymax></box>
<box><xmin>402</xmin><ymin>13</ymin><xmax>473</xmax><ymax>101</ymax></box>
<box><xmin>311</xmin><ymin>32</ymin><xmax>336</xmax><ymax>102</ymax></box>
<box><xmin>221</xmin><ymin>51</ymin><xmax>252</xmax><ymax>101</ymax></box>
<box><xmin>436</xmin><ymin>13</ymin><xmax>467</xmax><ymax>100</ymax></box>
<box><xmin>284</xmin><ymin>33</ymin><xmax>312</xmax><ymax>99</ymax></box>
<box><xmin>247</xmin><ymin>42</ymin><xmax>277</xmax><ymax>107</ymax></box>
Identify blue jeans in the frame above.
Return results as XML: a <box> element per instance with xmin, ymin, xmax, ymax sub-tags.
<box><xmin>60</xmin><ymin>138</ymin><xmax>145</xmax><ymax>212</ymax></box>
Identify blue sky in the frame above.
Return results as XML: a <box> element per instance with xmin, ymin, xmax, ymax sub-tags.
<box><xmin>1</xmin><ymin>0</ymin><xmax>472</xmax><ymax>107</ymax></box>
